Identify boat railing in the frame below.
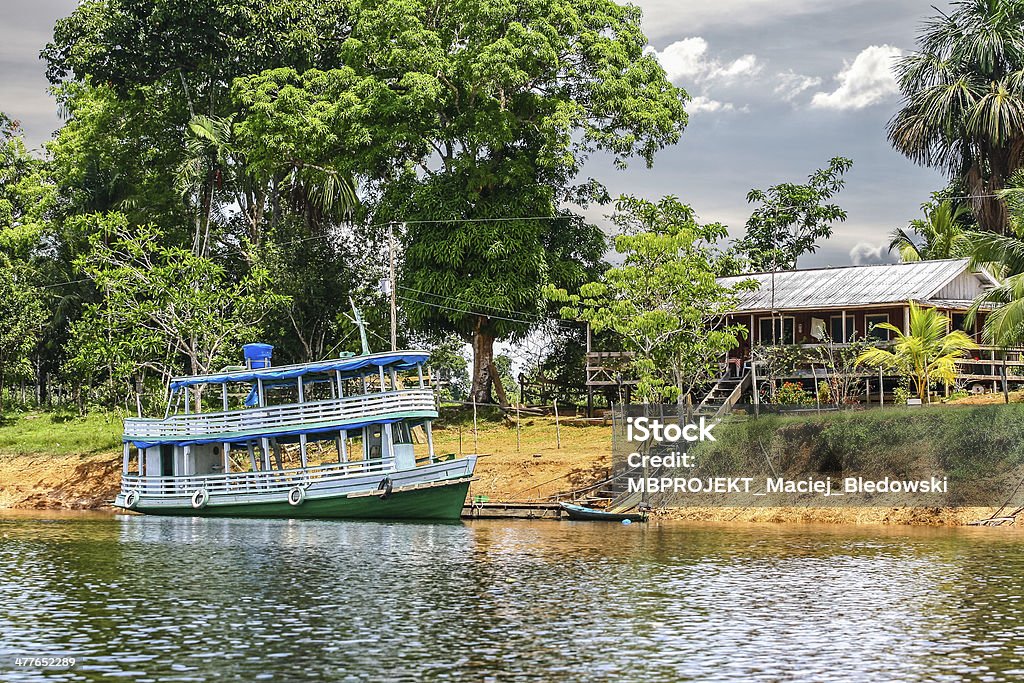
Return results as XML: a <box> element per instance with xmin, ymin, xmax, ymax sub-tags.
<box><xmin>124</xmin><ymin>388</ymin><xmax>436</xmax><ymax>439</ymax></box>
<box><xmin>121</xmin><ymin>457</ymin><xmax>397</xmax><ymax>497</ymax></box>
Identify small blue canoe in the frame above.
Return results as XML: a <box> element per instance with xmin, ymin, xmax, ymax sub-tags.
<box><xmin>560</xmin><ymin>502</ymin><xmax>647</xmax><ymax>522</ymax></box>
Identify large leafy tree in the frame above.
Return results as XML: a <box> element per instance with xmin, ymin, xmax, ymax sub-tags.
<box><xmin>0</xmin><ymin>114</ymin><xmax>52</xmax><ymax>259</ymax></box>
<box><xmin>354</xmin><ymin>0</ymin><xmax>688</xmax><ymax>403</ymax></box>
<box><xmin>69</xmin><ymin>213</ymin><xmax>289</xmax><ymax>409</ymax></box>
<box><xmin>888</xmin><ymin>0</ymin><xmax>1024</xmax><ymax>234</ymax></box>
<box><xmin>547</xmin><ymin>196</ymin><xmax>756</xmax><ymax>405</ymax></box>
<box><xmin>43</xmin><ymin>1</ymin><xmax>369</xmax><ymax>386</ymax></box>
<box><xmin>0</xmin><ymin>255</ymin><xmax>47</xmax><ymax>414</ymax></box>
<box><xmin>735</xmin><ymin>156</ymin><xmax>853</xmax><ymax>271</ymax></box>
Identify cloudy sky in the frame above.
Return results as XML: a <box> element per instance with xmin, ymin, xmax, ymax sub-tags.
<box><xmin>1</xmin><ymin>0</ymin><xmax>948</xmax><ymax>266</ymax></box>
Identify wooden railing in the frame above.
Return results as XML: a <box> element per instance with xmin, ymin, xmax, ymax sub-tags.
<box><xmin>121</xmin><ymin>458</ymin><xmax>396</xmax><ymax>496</ymax></box>
<box><xmin>758</xmin><ymin>344</ymin><xmax>1024</xmax><ymax>381</ymax></box>
<box><xmin>124</xmin><ymin>388</ymin><xmax>436</xmax><ymax>440</ymax></box>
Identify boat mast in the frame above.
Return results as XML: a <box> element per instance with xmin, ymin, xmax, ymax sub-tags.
<box><xmin>349</xmin><ymin>298</ymin><xmax>371</xmax><ymax>356</ymax></box>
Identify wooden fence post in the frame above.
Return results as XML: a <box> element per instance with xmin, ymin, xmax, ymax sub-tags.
<box><xmin>554</xmin><ymin>399</ymin><xmax>561</xmax><ymax>449</ymax></box>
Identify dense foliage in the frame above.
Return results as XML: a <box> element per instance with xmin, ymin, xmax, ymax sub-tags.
<box><xmin>888</xmin><ymin>0</ymin><xmax>1024</xmax><ymax>234</ymax></box>
<box><xmin>0</xmin><ymin>0</ymin><xmax>688</xmax><ymax>413</ymax></box>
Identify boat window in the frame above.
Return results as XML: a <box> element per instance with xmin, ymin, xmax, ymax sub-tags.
<box><xmin>365</xmin><ymin>425</ymin><xmax>383</xmax><ymax>459</ymax></box>
<box><xmin>159</xmin><ymin>444</ymin><xmax>175</xmax><ymax>477</ymax></box>
<box><xmin>393</xmin><ymin>422</ymin><xmax>413</xmax><ymax>445</ymax></box>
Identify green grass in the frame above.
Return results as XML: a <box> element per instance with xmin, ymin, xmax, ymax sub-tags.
<box><xmin>688</xmin><ymin>403</ymin><xmax>1024</xmax><ymax>504</ymax></box>
<box><xmin>0</xmin><ymin>410</ymin><xmax>123</xmax><ymax>456</ymax></box>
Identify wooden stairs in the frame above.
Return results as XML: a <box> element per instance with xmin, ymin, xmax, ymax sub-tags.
<box><xmin>696</xmin><ymin>370</ymin><xmax>751</xmax><ymax>418</ymax></box>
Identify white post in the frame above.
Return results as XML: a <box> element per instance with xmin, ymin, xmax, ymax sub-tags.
<box><xmin>389</xmin><ymin>222</ymin><xmax>397</xmax><ymax>352</ymax></box>
<box><xmin>222</xmin><ymin>383</ymin><xmax>228</xmax><ymax>411</ymax></box>
<box><xmin>184</xmin><ymin>386</ymin><xmax>190</xmax><ymax>414</ymax></box>
<box><xmin>516</xmin><ymin>402</ymin><xmax>521</xmax><ymax>452</ymax></box>
<box><xmin>297</xmin><ymin>377</ymin><xmax>305</xmax><ymax>403</ymax></box>
<box><xmin>472</xmin><ymin>395</ymin><xmax>479</xmax><ymax>454</ymax></box>
<box><xmin>417</xmin><ymin>363</ymin><xmax>424</xmax><ymax>388</ymax></box>
<box><xmin>554</xmin><ymin>399</ymin><xmax>562</xmax><ymax>449</ymax></box>
<box><xmin>425</xmin><ymin>421</ymin><xmax>435</xmax><ymax>462</ymax></box>
<box><xmin>139</xmin><ymin>447</ymin><xmax>145</xmax><ymax>477</ymax></box>
<box><xmin>257</xmin><ymin>378</ymin><xmax>265</xmax><ymax>407</ymax></box>
<box><xmin>389</xmin><ymin>367</ymin><xmax>398</xmax><ymax>391</ymax></box>
<box><xmin>879</xmin><ymin>367</ymin><xmax>884</xmax><ymax>406</ymax></box>
<box><xmin>247</xmin><ymin>441</ymin><xmax>258</xmax><ymax>472</ymax></box>
<box><xmin>378</xmin><ymin>366</ymin><xmax>386</xmax><ymax>392</ymax></box>
<box><xmin>261</xmin><ymin>438</ymin><xmax>271</xmax><ymax>471</ymax></box>
<box><xmin>841</xmin><ymin>310</ymin><xmax>847</xmax><ymax>342</ymax></box>
<box><xmin>299</xmin><ymin>433</ymin><xmax>308</xmax><ymax>469</ymax></box>
<box><xmin>336</xmin><ymin>370</ymin><xmax>344</xmax><ymax>398</ymax></box>
<box><xmin>751</xmin><ymin>361</ymin><xmax>760</xmax><ymax>418</ymax></box>
<box><xmin>122</xmin><ymin>443</ymin><xmax>130</xmax><ymax>475</ymax></box>
<box><xmin>338</xmin><ymin>430</ymin><xmax>348</xmax><ymax>463</ymax></box>
<box><xmin>223</xmin><ymin>443</ymin><xmax>231</xmax><ymax>473</ymax></box>
<box><xmin>383</xmin><ymin>423</ymin><xmax>395</xmax><ymax>462</ymax></box>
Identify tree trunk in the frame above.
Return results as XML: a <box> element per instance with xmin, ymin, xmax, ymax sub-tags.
<box><xmin>470</xmin><ymin>317</ymin><xmax>496</xmax><ymax>405</ymax></box>
<box><xmin>967</xmin><ymin>162</ymin><xmax>1011</xmax><ymax>234</ymax></box>
<box><xmin>488</xmin><ymin>360</ymin><xmax>509</xmax><ymax>408</ymax></box>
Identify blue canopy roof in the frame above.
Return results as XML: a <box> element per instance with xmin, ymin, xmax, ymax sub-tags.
<box><xmin>169</xmin><ymin>351</ymin><xmax>429</xmax><ymax>391</ymax></box>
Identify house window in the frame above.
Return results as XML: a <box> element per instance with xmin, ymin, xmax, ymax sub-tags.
<box><xmin>952</xmin><ymin>313</ymin><xmax>970</xmax><ymax>333</ymax></box>
<box><xmin>758</xmin><ymin>316</ymin><xmax>794</xmax><ymax>345</ymax></box>
<box><xmin>829</xmin><ymin>315</ymin><xmax>855</xmax><ymax>342</ymax></box>
<box><xmin>865</xmin><ymin>314</ymin><xmax>890</xmax><ymax>341</ymax></box>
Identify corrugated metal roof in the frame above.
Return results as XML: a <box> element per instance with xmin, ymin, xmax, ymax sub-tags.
<box><xmin>719</xmin><ymin>259</ymin><xmax>977</xmax><ymax>312</ymax></box>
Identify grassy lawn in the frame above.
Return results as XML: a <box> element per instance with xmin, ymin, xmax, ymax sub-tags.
<box><xmin>0</xmin><ymin>411</ymin><xmax>123</xmax><ymax>456</ymax></box>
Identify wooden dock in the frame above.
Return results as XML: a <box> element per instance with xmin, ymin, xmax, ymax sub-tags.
<box><xmin>461</xmin><ymin>501</ymin><xmax>564</xmax><ymax>520</ymax></box>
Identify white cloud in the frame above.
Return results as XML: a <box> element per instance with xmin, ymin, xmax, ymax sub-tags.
<box><xmin>849</xmin><ymin>241</ymin><xmax>892</xmax><ymax>265</ymax></box>
<box><xmin>774</xmin><ymin>70</ymin><xmax>822</xmax><ymax>102</ymax></box>
<box><xmin>689</xmin><ymin>96</ymin><xmax>734</xmax><ymax>113</ymax></box>
<box><xmin>811</xmin><ymin>45</ymin><xmax>902</xmax><ymax>110</ymax></box>
<box><xmin>653</xmin><ymin>37</ymin><xmax>761</xmax><ymax>86</ymax></box>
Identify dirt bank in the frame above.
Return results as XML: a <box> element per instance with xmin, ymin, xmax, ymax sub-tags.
<box><xmin>656</xmin><ymin>505</ymin><xmax>1003</xmax><ymax>526</ymax></box>
<box><xmin>0</xmin><ymin>412</ymin><xmax>1016</xmax><ymax>526</ymax></box>
<box><xmin>0</xmin><ymin>451</ymin><xmax>122</xmax><ymax>509</ymax></box>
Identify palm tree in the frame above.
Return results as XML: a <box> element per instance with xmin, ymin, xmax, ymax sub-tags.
<box><xmin>887</xmin><ymin>0</ymin><xmax>1024</xmax><ymax>234</ymax></box>
<box><xmin>888</xmin><ymin>200</ymin><xmax>972</xmax><ymax>261</ymax></box>
<box><xmin>856</xmin><ymin>301</ymin><xmax>977</xmax><ymax>402</ymax></box>
<box><xmin>176</xmin><ymin>114</ymin><xmax>358</xmax><ymax>256</ymax></box>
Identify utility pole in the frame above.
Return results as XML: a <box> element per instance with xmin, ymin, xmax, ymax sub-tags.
<box><xmin>389</xmin><ymin>222</ymin><xmax>398</xmax><ymax>352</ymax></box>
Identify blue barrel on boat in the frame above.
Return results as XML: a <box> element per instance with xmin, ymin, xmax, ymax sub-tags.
<box><xmin>243</xmin><ymin>343</ymin><xmax>274</xmax><ymax>369</ymax></box>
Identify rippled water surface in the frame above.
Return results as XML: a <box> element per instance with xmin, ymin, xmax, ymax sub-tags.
<box><xmin>2</xmin><ymin>512</ymin><xmax>1024</xmax><ymax>682</ymax></box>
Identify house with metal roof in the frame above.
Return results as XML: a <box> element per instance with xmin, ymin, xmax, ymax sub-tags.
<box><xmin>719</xmin><ymin>258</ymin><xmax>998</xmax><ymax>351</ymax></box>
<box><xmin>584</xmin><ymin>258</ymin><xmax>1015</xmax><ymax>416</ymax></box>
<box><xmin>695</xmin><ymin>258</ymin><xmax>1013</xmax><ymax>414</ymax></box>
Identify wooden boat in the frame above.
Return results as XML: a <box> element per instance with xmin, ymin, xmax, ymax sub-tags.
<box><xmin>560</xmin><ymin>502</ymin><xmax>647</xmax><ymax>522</ymax></box>
<box><xmin>113</xmin><ymin>340</ymin><xmax>475</xmax><ymax>520</ymax></box>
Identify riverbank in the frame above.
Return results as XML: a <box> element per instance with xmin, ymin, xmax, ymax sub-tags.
<box><xmin>0</xmin><ymin>407</ymin><xmax>1020</xmax><ymax>527</ymax></box>
<box><xmin>0</xmin><ymin>409</ymin><xmax>612</xmax><ymax>509</ymax></box>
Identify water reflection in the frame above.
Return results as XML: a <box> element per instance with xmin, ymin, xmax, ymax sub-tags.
<box><xmin>1</xmin><ymin>513</ymin><xmax>1023</xmax><ymax>681</ymax></box>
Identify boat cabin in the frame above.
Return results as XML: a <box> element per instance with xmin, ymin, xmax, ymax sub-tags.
<box><xmin>123</xmin><ymin>346</ymin><xmax>439</xmax><ymax>480</ymax></box>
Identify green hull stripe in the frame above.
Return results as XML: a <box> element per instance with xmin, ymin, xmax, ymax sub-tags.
<box><xmin>131</xmin><ymin>480</ymin><xmax>471</xmax><ymax>521</ymax></box>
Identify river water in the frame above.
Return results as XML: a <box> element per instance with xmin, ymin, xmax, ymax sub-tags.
<box><xmin>1</xmin><ymin>512</ymin><xmax>1023</xmax><ymax>682</ymax></box>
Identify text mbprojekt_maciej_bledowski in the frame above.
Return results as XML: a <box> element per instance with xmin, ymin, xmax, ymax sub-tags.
<box><xmin>622</xmin><ymin>416</ymin><xmax>948</xmax><ymax>500</ymax></box>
